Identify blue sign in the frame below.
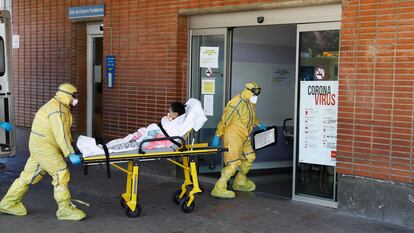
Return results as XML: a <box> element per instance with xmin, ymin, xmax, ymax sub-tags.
<box><xmin>106</xmin><ymin>55</ymin><xmax>115</xmax><ymax>88</ymax></box>
<box><xmin>68</xmin><ymin>4</ymin><xmax>105</xmax><ymax>19</ymax></box>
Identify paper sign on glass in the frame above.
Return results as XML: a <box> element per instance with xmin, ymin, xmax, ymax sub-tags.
<box><xmin>202</xmin><ymin>79</ymin><xmax>215</xmax><ymax>95</ymax></box>
<box><xmin>200</xmin><ymin>46</ymin><xmax>219</xmax><ymax>68</ymax></box>
<box><xmin>203</xmin><ymin>95</ymin><xmax>214</xmax><ymax>116</ymax></box>
<box><xmin>298</xmin><ymin>81</ymin><xmax>338</xmax><ymax>166</ymax></box>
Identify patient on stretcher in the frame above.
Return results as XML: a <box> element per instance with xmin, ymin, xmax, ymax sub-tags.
<box><xmin>105</xmin><ymin>102</ymin><xmax>185</xmax><ymax>151</ymax></box>
<box><xmin>77</xmin><ymin>98</ymin><xmax>207</xmax><ymax>157</ymax></box>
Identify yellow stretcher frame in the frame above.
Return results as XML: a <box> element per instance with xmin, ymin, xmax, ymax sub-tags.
<box><xmin>82</xmin><ymin>140</ymin><xmax>227</xmax><ymax>218</ymax></box>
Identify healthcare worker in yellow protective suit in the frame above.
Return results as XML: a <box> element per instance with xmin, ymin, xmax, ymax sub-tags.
<box><xmin>210</xmin><ymin>82</ymin><xmax>266</xmax><ymax>199</ymax></box>
<box><xmin>0</xmin><ymin>83</ymin><xmax>86</xmax><ymax>220</ymax></box>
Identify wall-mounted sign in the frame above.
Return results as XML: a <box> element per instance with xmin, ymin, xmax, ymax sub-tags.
<box><xmin>106</xmin><ymin>55</ymin><xmax>115</xmax><ymax>88</ymax></box>
<box><xmin>272</xmin><ymin>66</ymin><xmax>293</xmax><ymax>86</ymax></box>
<box><xmin>68</xmin><ymin>4</ymin><xmax>105</xmax><ymax>20</ymax></box>
<box><xmin>299</xmin><ymin>80</ymin><xmax>338</xmax><ymax>166</ymax></box>
<box><xmin>203</xmin><ymin>95</ymin><xmax>214</xmax><ymax>116</ymax></box>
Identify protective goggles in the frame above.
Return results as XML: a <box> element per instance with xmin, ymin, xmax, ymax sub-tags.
<box><xmin>246</xmin><ymin>87</ymin><xmax>261</xmax><ymax>95</ymax></box>
<box><xmin>59</xmin><ymin>89</ymin><xmax>77</xmax><ymax>98</ymax></box>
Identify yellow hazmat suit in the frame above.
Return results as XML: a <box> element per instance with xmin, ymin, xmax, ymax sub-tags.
<box><xmin>0</xmin><ymin>83</ymin><xmax>86</xmax><ymax>221</ymax></box>
<box><xmin>211</xmin><ymin>82</ymin><xmax>263</xmax><ymax>199</ymax></box>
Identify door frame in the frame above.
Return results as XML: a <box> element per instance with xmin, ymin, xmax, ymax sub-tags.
<box><xmin>292</xmin><ymin>21</ymin><xmax>341</xmax><ymax>208</ymax></box>
<box><xmin>188</xmin><ymin>4</ymin><xmax>342</xmax><ymax>207</ymax></box>
<box><xmin>86</xmin><ymin>23</ymin><xmax>103</xmax><ymax>137</ymax></box>
<box><xmin>188</xmin><ymin>28</ymin><xmax>232</xmax><ymax>174</ymax></box>
<box><xmin>189</xmin><ymin>4</ymin><xmax>341</xmax><ymax>29</ymax></box>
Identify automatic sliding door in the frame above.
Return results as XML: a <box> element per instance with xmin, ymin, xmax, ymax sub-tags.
<box><xmin>293</xmin><ymin>22</ymin><xmax>340</xmax><ymax>207</ymax></box>
<box><xmin>190</xmin><ymin>28</ymin><xmax>230</xmax><ymax>174</ymax></box>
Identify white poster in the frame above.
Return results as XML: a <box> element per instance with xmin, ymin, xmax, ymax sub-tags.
<box><xmin>299</xmin><ymin>81</ymin><xmax>338</xmax><ymax>166</ymax></box>
<box><xmin>272</xmin><ymin>66</ymin><xmax>293</xmax><ymax>87</ymax></box>
<box><xmin>203</xmin><ymin>95</ymin><xmax>214</xmax><ymax>116</ymax></box>
<box><xmin>12</xmin><ymin>35</ymin><xmax>19</xmax><ymax>49</ymax></box>
<box><xmin>200</xmin><ymin>46</ymin><xmax>219</xmax><ymax>68</ymax></box>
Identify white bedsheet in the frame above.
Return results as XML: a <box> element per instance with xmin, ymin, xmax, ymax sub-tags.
<box><xmin>77</xmin><ymin>98</ymin><xmax>207</xmax><ymax>157</ymax></box>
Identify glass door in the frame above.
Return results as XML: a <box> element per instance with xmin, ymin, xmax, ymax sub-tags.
<box><xmin>87</xmin><ymin>23</ymin><xmax>103</xmax><ymax>138</ymax></box>
<box><xmin>92</xmin><ymin>36</ymin><xmax>103</xmax><ymax>141</ymax></box>
<box><xmin>293</xmin><ymin>22</ymin><xmax>340</xmax><ymax>208</ymax></box>
<box><xmin>189</xmin><ymin>28</ymin><xmax>231</xmax><ymax>174</ymax></box>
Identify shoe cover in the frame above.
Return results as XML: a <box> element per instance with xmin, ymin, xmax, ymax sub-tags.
<box><xmin>56</xmin><ymin>203</ymin><xmax>86</xmax><ymax>221</ymax></box>
<box><xmin>210</xmin><ymin>163</ymin><xmax>239</xmax><ymax>199</ymax></box>
<box><xmin>232</xmin><ymin>173</ymin><xmax>256</xmax><ymax>192</ymax></box>
<box><xmin>233</xmin><ymin>155</ymin><xmax>256</xmax><ymax>192</ymax></box>
<box><xmin>0</xmin><ymin>177</ymin><xmax>30</xmax><ymax>216</ymax></box>
<box><xmin>0</xmin><ymin>201</ymin><xmax>27</xmax><ymax>216</ymax></box>
<box><xmin>211</xmin><ymin>181</ymin><xmax>235</xmax><ymax>199</ymax></box>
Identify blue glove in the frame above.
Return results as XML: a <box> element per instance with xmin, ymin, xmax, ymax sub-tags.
<box><xmin>69</xmin><ymin>153</ymin><xmax>82</xmax><ymax>166</ymax></box>
<box><xmin>0</xmin><ymin>122</ymin><xmax>13</xmax><ymax>132</ymax></box>
<box><xmin>211</xmin><ymin>135</ymin><xmax>220</xmax><ymax>147</ymax></box>
<box><xmin>258</xmin><ymin>123</ymin><xmax>266</xmax><ymax>131</ymax></box>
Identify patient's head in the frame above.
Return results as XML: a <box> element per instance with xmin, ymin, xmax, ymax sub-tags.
<box><xmin>167</xmin><ymin>102</ymin><xmax>185</xmax><ymax>120</ymax></box>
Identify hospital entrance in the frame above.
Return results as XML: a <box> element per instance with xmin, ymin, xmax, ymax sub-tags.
<box><xmin>87</xmin><ymin>23</ymin><xmax>103</xmax><ymax>141</ymax></box>
<box><xmin>190</xmin><ymin>4</ymin><xmax>340</xmax><ymax>207</ymax></box>
<box><xmin>70</xmin><ymin>21</ymin><xmax>104</xmax><ymax>140</ymax></box>
<box><xmin>193</xmin><ymin>25</ymin><xmax>296</xmax><ymax>198</ymax></box>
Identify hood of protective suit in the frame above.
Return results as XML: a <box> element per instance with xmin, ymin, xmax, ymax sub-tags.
<box><xmin>241</xmin><ymin>82</ymin><xmax>261</xmax><ymax>100</ymax></box>
<box><xmin>55</xmin><ymin>83</ymin><xmax>77</xmax><ymax>106</ymax></box>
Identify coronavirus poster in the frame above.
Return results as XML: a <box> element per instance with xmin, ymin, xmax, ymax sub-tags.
<box><xmin>299</xmin><ymin>81</ymin><xmax>338</xmax><ymax>166</ymax></box>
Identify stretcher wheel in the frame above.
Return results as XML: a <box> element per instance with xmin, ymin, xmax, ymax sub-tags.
<box><xmin>173</xmin><ymin>190</ymin><xmax>183</xmax><ymax>205</ymax></box>
<box><xmin>180</xmin><ymin>197</ymin><xmax>195</xmax><ymax>213</ymax></box>
<box><xmin>125</xmin><ymin>204</ymin><xmax>142</xmax><ymax>218</ymax></box>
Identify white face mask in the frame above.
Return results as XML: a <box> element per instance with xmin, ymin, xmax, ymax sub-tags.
<box><xmin>72</xmin><ymin>98</ymin><xmax>79</xmax><ymax>107</ymax></box>
<box><xmin>250</xmin><ymin>95</ymin><xmax>258</xmax><ymax>104</ymax></box>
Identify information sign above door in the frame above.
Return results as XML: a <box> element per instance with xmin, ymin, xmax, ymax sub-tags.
<box><xmin>68</xmin><ymin>4</ymin><xmax>105</xmax><ymax>20</ymax></box>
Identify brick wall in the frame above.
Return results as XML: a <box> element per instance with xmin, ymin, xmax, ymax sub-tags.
<box><xmin>12</xmin><ymin>0</ymin><xmax>273</xmax><ymax>138</ymax></box>
<box><xmin>337</xmin><ymin>0</ymin><xmax>414</xmax><ymax>183</ymax></box>
<box><xmin>12</xmin><ymin>0</ymin><xmax>103</xmax><ymax>131</ymax></box>
<box><xmin>11</xmin><ymin>0</ymin><xmax>315</xmax><ymax>141</ymax></box>
<box><xmin>99</xmin><ymin>0</ymin><xmax>275</xmax><ymax>139</ymax></box>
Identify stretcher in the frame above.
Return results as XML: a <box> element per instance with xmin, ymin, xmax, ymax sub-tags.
<box><xmin>81</xmin><ymin>134</ymin><xmax>227</xmax><ymax>218</ymax></box>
